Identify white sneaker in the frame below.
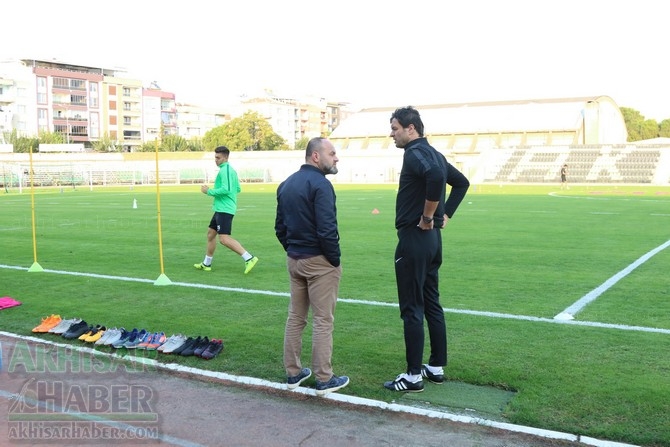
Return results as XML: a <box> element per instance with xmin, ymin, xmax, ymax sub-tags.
<box><xmin>49</xmin><ymin>318</ymin><xmax>81</xmax><ymax>334</ymax></box>
<box><xmin>101</xmin><ymin>328</ymin><xmax>126</xmax><ymax>346</ymax></box>
<box><xmin>159</xmin><ymin>334</ymin><xmax>188</xmax><ymax>354</ymax></box>
<box><xmin>95</xmin><ymin>328</ymin><xmax>118</xmax><ymax>345</ymax></box>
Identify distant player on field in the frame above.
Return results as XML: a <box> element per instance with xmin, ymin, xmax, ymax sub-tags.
<box><xmin>194</xmin><ymin>146</ymin><xmax>258</xmax><ymax>274</ymax></box>
<box><xmin>560</xmin><ymin>164</ymin><xmax>569</xmax><ymax>190</ymax></box>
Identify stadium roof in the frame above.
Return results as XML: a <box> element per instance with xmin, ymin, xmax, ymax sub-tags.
<box><xmin>330</xmin><ymin>96</ymin><xmax>619</xmax><ymax>138</ymax></box>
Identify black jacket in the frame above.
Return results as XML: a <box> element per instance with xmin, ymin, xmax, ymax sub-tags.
<box><xmin>275</xmin><ymin>164</ymin><xmax>341</xmax><ymax>267</ymax></box>
<box><xmin>396</xmin><ymin>138</ymin><xmax>470</xmax><ymax>230</ymax></box>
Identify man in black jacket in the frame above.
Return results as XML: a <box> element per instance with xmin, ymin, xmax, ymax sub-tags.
<box><xmin>275</xmin><ymin>137</ymin><xmax>349</xmax><ymax>396</ymax></box>
<box><xmin>384</xmin><ymin>106</ymin><xmax>470</xmax><ymax>393</ymax></box>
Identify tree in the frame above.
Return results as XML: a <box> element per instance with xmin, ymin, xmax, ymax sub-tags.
<box><xmin>38</xmin><ymin>130</ymin><xmax>66</xmax><ymax>144</ymax></box>
<box><xmin>185</xmin><ymin>138</ymin><xmax>205</xmax><ymax>152</ymax></box>
<box><xmin>620</xmin><ymin>107</ymin><xmax>659</xmax><ymax>141</ymax></box>
<box><xmin>91</xmin><ymin>133</ymin><xmax>119</xmax><ymax>152</ymax></box>
<box><xmin>136</xmin><ymin>134</ymin><xmax>204</xmax><ymax>152</ymax></box>
<box><xmin>294</xmin><ymin>136</ymin><xmax>309</xmax><ymax>151</ymax></box>
<box><xmin>3</xmin><ymin>129</ymin><xmax>39</xmax><ymax>153</ymax></box>
<box><xmin>161</xmin><ymin>134</ymin><xmax>189</xmax><ymax>152</ymax></box>
<box><xmin>202</xmin><ymin>111</ymin><xmax>286</xmax><ymax>151</ymax></box>
<box><xmin>659</xmin><ymin>119</ymin><xmax>670</xmax><ymax>138</ymax></box>
<box><xmin>639</xmin><ymin>120</ymin><xmax>660</xmax><ymax>141</ymax></box>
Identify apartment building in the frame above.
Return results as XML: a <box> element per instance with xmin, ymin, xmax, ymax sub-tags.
<box><xmin>142</xmin><ymin>83</ymin><xmax>177</xmax><ymax>144</ymax></box>
<box><xmin>0</xmin><ymin>58</ymin><xmax>175</xmax><ymax>150</ymax></box>
<box><xmin>176</xmin><ymin>103</ymin><xmax>230</xmax><ymax>139</ymax></box>
<box><xmin>0</xmin><ymin>58</ymin><xmax>350</xmax><ymax>151</ymax></box>
<box><xmin>102</xmin><ymin>75</ymin><xmax>144</xmax><ymax>152</ymax></box>
<box><xmin>0</xmin><ymin>58</ymin><xmax>108</xmax><ymax>145</ymax></box>
<box><xmin>237</xmin><ymin>91</ymin><xmax>353</xmax><ymax>148</ymax></box>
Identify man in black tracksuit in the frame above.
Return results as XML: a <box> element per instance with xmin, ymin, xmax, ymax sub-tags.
<box><xmin>384</xmin><ymin>106</ymin><xmax>470</xmax><ymax>393</ymax></box>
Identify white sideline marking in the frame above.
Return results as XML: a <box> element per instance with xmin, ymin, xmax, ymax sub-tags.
<box><xmin>1</xmin><ymin>264</ymin><xmax>669</xmax><ymax>335</ymax></box>
<box><xmin>0</xmin><ymin>331</ymin><xmax>641</xmax><ymax>447</ymax></box>
<box><xmin>554</xmin><ymin>239</ymin><xmax>670</xmax><ymax>320</ymax></box>
<box><xmin>548</xmin><ymin>191</ymin><xmax>670</xmax><ymax>203</ymax></box>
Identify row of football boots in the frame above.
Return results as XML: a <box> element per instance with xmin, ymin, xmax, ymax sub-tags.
<box><xmin>157</xmin><ymin>334</ymin><xmax>224</xmax><ymax>359</ymax></box>
<box><xmin>31</xmin><ymin>314</ymin><xmax>65</xmax><ymax>333</ymax></box>
<box><xmin>31</xmin><ymin>316</ymin><xmax>223</xmax><ymax>359</ymax></box>
<box><xmin>34</xmin><ymin>315</ymin><xmax>93</xmax><ymax>339</ymax></box>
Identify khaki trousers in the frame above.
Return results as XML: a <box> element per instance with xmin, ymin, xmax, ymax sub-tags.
<box><xmin>283</xmin><ymin>255</ymin><xmax>342</xmax><ymax>383</ymax></box>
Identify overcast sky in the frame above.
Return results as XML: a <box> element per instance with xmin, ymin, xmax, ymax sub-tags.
<box><xmin>5</xmin><ymin>0</ymin><xmax>669</xmax><ymax>120</ymax></box>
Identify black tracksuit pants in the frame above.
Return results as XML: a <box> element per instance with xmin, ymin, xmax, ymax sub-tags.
<box><xmin>394</xmin><ymin>226</ymin><xmax>446</xmax><ymax>375</ymax></box>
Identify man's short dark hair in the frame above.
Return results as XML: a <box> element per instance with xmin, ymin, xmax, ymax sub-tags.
<box><xmin>305</xmin><ymin>137</ymin><xmax>326</xmax><ymax>158</ymax></box>
<box><xmin>215</xmin><ymin>146</ymin><xmax>230</xmax><ymax>156</ymax></box>
<box><xmin>390</xmin><ymin>106</ymin><xmax>424</xmax><ymax>137</ymax></box>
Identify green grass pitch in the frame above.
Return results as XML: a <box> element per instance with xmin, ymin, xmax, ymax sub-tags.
<box><xmin>1</xmin><ymin>183</ymin><xmax>669</xmax><ymax>446</ymax></box>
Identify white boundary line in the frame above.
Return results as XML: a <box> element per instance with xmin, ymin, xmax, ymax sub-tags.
<box><xmin>0</xmin><ymin>332</ymin><xmax>639</xmax><ymax>447</ymax></box>
<box><xmin>1</xmin><ymin>264</ymin><xmax>669</xmax><ymax>335</ymax></box>
<box><xmin>554</xmin><ymin>240</ymin><xmax>670</xmax><ymax>320</ymax></box>
<box><xmin>547</xmin><ymin>191</ymin><xmax>670</xmax><ymax>202</ymax></box>
<box><xmin>548</xmin><ymin>191</ymin><xmax>670</xmax><ymax>323</ymax></box>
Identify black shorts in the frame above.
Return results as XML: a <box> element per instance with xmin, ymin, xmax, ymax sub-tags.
<box><xmin>209</xmin><ymin>212</ymin><xmax>234</xmax><ymax>235</ymax></box>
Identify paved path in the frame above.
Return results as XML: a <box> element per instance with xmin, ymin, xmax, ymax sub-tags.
<box><xmin>0</xmin><ymin>334</ymin><xmax>595</xmax><ymax>447</ymax></box>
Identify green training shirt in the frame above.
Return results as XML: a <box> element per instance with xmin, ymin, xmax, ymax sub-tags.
<box><xmin>207</xmin><ymin>162</ymin><xmax>241</xmax><ymax>214</ymax></box>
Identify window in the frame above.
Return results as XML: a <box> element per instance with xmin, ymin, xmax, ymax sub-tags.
<box><xmin>38</xmin><ymin>109</ymin><xmax>49</xmax><ymax>134</ymax></box>
<box><xmin>109</xmin><ymin>101</ymin><xmax>117</xmax><ymax>110</ymax></box>
<box><xmin>123</xmin><ymin>87</ymin><xmax>130</xmax><ymax>97</ymax></box>
<box><xmin>90</xmin><ymin>112</ymin><xmax>99</xmax><ymax>138</ymax></box>
<box><xmin>53</xmin><ymin>77</ymin><xmax>69</xmax><ymax>88</ymax></box>
<box><xmin>89</xmin><ymin>82</ymin><xmax>98</xmax><ymax>108</ymax></box>
<box><xmin>70</xmin><ymin>79</ymin><xmax>85</xmax><ymax>90</ymax></box>
<box><xmin>110</xmin><ymin>115</ymin><xmax>117</xmax><ymax>125</ymax></box>
<box><xmin>71</xmin><ymin>125</ymin><xmax>87</xmax><ymax>136</ymax></box>
<box><xmin>37</xmin><ymin>108</ymin><xmax>48</xmax><ymax>124</ymax></box>
<box><xmin>109</xmin><ymin>85</ymin><xmax>116</xmax><ymax>95</ymax></box>
<box><xmin>71</xmin><ymin>94</ymin><xmax>87</xmax><ymax>105</ymax></box>
<box><xmin>124</xmin><ymin>116</ymin><xmax>131</xmax><ymax>125</ymax></box>
<box><xmin>53</xmin><ymin>93</ymin><xmax>69</xmax><ymax>104</ymax></box>
<box><xmin>123</xmin><ymin>102</ymin><xmax>131</xmax><ymax>111</ymax></box>
<box><xmin>37</xmin><ymin>77</ymin><xmax>47</xmax><ymax>104</ymax></box>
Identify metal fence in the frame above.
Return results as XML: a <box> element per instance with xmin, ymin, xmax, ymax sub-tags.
<box><xmin>1</xmin><ymin>144</ymin><xmax>669</xmax><ymax>190</ymax></box>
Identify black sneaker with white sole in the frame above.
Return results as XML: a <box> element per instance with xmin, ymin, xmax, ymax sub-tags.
<box><xmin>421</xmin><ymin>364</ymin><xmax>445</xmax><ymax>384</ymax></box>
<box><xmin>383</xmin><ymin>373</ymin><xmax>424</xmax><ymax>392</ymax></box>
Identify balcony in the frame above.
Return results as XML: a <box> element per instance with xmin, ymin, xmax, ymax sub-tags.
<box><xmin>54</xmin><ymin>116</ymin><xmax>88</xmax><ymax>124</ymax></box>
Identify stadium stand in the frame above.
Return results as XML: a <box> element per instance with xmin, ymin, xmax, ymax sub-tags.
<box><xmin>0</xmin><ymin>97</ymin><xmax>668</xmax><ymax>186</ymax></box>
